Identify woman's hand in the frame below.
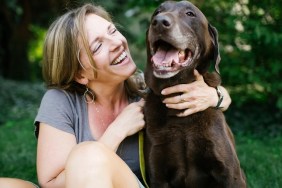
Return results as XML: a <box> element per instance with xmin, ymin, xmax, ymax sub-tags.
<box><xmin>113</xmin><ymin>99</ymin><xmax>145</xmax><ymax>137</ymax></box>
<box><xmin>161</xmin><ymin>69</ymin><xmax>231</xmax><ymax>117</ymax></box>
<box><xmin>99</xmin><ymin>99</ymin><xmax>145</xmax><ymax>151</ymax></box>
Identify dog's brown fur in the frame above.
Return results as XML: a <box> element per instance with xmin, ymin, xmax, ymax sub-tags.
<box><xmin>143</xmin><ymin>1</ymin><xmax>246</xmax><ymax>187</ymax></box>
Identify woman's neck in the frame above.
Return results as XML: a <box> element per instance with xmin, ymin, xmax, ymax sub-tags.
<box><xmin>87</xmin><ymin>82</ymin><xmax>129</xmax><ymax>139</ymax></box>
<box><xmin>90</xmin><ymin>82</ymin><xmax>128</xmax><ymax>114</ymax></box>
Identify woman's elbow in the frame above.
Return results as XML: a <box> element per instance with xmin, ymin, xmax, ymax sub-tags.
<box><xmin>37</xmin><ymin>170</ymin><xmax>65</xmax><ymax>188</ymax></box>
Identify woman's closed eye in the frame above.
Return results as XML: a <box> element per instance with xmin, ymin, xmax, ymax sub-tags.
<box><xmin>91</xmin><ymin>26</ymin><xmax>118</xmax><ymax>54</ymax></box>
<box><xmin>109</xmin><ymin>27</ymin><xmax>117</xmax><ymax>35</ymax></box>
<box><xmin>92</xmin><ymin>43</ymin><xmax>102</xmax><ymax>53</ymax></box>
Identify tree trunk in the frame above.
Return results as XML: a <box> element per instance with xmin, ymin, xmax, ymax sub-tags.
<box><xmin>1</xmin><ymin>0</ymin><xmax>31</xmax><ymax>81</ymax></box>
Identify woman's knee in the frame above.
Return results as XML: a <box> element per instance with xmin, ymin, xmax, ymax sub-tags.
<box><xmin>66</xmin><ymin>141</ymin><xmax>112</xmax><ymax>170</ymax></box>
<box><xmin>65</xmin><ymin>142</ymin><xmax>141</xmax><ymax>188</ymax></box>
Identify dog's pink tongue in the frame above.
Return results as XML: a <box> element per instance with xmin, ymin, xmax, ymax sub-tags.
<box><xmin>152</xmin><ymin>48</ymin><xmax>179</xmax><ymax>66</ymax></box>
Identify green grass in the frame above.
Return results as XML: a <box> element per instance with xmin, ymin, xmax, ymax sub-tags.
<box><xmin>0</xmin><ymin>118</ymin><xmax>38</xmax><ymax>184</ymax></box>
<box><xmin>236</xmin><ymin>134</ymin><xmax>282</xmax><ymax>188</ymax></box>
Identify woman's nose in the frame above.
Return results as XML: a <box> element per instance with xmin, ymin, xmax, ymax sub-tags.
<box><xmin>108</xmin><ymin>36</ymin><xmax>123</xmax><ymax>52</ymax></box>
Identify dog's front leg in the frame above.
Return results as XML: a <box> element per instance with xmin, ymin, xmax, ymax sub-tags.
<box><xmin>148</xmin><ymin>135</ymin><xmax>188</xmax><ymax>188</ymax></box>
<box><xmin>208</xmin><ymin>122</ymin><xmax>247</xmax><ymax>188</ymax></box>
<box><xmin>144</xmin><ymin>93</ymin><xmax>187</xmax><ymax>188</ymax></box>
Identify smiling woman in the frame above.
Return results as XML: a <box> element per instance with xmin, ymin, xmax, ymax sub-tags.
<box><xmin>36</xmin><ymin>4</ymin><xmax>147</xmax><ymax>187</ymax></box>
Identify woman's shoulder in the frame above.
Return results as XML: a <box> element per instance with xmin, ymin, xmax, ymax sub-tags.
<box><xmin>35</xmin><ymin>89</ymin><xmax>81</xmax><ymax>138</ymax></box>
<box><xmin>36</xmin><ymin>88</ymin><xmax>83</xmax><ymax>124</ymax></box>
<box><xmin>44</xmin><ymin>88</ymin><xmax>68</xmax><ymax>97</ymax></box>
<box><xmin>39</xmin><ymin>89</ymin><xmax>83</xmax><ymax>109</ymax></box>
<box><xmin>43</xmin><ymin>88</ymin><xmax>78</xmax><ymax>101</ymax></box>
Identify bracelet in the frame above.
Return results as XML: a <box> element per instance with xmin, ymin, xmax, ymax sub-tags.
<box><xmin>215</xmin><ymin>86</ymin><xmax>224</xmax><ymax>109</ymax></box>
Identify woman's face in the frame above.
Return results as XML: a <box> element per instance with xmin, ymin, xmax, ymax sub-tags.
<box><xmin>79</xmin><ymin>14</ymin><xmax>136</xmax><ymax>84</ymax></box>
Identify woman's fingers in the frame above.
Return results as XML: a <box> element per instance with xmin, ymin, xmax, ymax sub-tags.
<box><xmin>161</xmin><ymin>84</ymin><xmax>187</xmax><ymax>96</ymax></box>
<box><xmin>193</xmin><ymin>69</ymin><xmax>204</xmax><ymax>81</ymax></box>
<box><xmin>161</xmin><ymin>69</ymin><xmax>203</xmax><ymax>97</ymax></box>
<box><xmin>159</xmin><ymin>69</ymin><xmax>218</xmax><ymax>116</ymax></box>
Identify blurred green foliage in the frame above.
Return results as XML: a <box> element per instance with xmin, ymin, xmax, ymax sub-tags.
<box><xmin>0</xmin><ymin>77</ymin><xmax>45</xmax><ymax>125</ymax></box>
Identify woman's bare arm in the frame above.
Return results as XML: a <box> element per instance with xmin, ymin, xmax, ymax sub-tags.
<box><xmin>37</xmin><ymin>123</ymin><xmax>76</xmax><ymax>188</ymax></box>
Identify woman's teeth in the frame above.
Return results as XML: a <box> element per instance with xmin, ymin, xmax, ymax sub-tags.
<box><xmin>112</xmin><ymin>51</ymin><xmax>127</xmax><ymax>65</ymax></box>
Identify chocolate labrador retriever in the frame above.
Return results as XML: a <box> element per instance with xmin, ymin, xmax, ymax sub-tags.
<box><xmin>143</xmin><ymin>1</ymin><xmax>246</xmax><ymax>187</ymax></box>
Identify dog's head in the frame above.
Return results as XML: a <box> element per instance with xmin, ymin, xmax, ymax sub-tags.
<box><xmin>145</xmin><ymin>0</ymin><xmax>220</xmax><ymax>94</ymax></box>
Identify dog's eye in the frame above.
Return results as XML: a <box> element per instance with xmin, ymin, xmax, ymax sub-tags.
<box><xmin>186</xmin><ymin>11</ymin><xmax>195</xmax><ymax>17</ymax></box>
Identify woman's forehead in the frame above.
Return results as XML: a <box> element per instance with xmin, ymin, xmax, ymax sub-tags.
<box><xmin>85</xmin><ymin>14</ymin><xmax>112</xmax><ymax>28</ymax></box>
<box><xmin>85</xmin><ymin>14</ymin><xmax>115</xmax><ymax>46</ymax></box>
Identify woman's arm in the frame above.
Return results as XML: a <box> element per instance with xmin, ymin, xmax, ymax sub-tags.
<box><xmin>161</xmin><ymin>69</ymin><xmax>231</xmax><ymax>117</ymax></box>
<box><xmin>37</xmin><ymin>123</ymin><xmax>76</xmax><ymax>188</ymax></box>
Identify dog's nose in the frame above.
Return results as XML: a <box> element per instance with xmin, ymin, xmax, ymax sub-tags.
<box><xmin>152</xmin><ymin>15</ymin><xmax>172</xmax><ymax>29</ymax></box>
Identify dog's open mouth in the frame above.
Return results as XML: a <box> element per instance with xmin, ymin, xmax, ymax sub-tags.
<box><xmin>151</xmin><ymin>40</ymin><xmax>194</xmax><ymax>78</ymax></box>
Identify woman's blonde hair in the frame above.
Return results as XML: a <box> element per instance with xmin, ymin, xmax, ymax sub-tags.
<box><xmin>42</xmin><ymin>3</ymin><xmax>146</xmax><ymax>97</ymax></box>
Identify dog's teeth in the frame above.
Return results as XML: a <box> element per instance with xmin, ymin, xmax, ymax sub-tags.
<box><xmin>179</xmin><ymin>50</ymin><xmax>186</xmax><ymax>62</ymax></box>
<box><xmin>179</xmin><ymin>50</ymin><xmax>185</xmax><ymax>55</ymax></box>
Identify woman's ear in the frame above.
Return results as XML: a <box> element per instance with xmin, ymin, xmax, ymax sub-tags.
<box><xmin>75</xmin><ymin>70</ymin><xmax>89</xmax><ymax>85</ymax></box>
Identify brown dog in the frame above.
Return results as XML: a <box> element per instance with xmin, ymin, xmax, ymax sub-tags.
<box><xmin>143</xmin><ymin>1</ymin><xmax>246</xmax><ymax>187</ymax></box>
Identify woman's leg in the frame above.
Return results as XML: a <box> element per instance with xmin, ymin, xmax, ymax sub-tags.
<box><xmin>0</xmin><ymin>178</ymin><xmax>38</xmax><ymax>188</ymax></box>
<box><xmin>65</xmin><ymin>141</ymin><xmax>140</xmax><ymax>188</ymax></box>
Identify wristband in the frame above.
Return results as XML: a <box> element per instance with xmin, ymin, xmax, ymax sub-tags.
<box><xmin>215</xmin><ymin>86</ymin><xmax>224</xmax><ymax>109</ymax></box>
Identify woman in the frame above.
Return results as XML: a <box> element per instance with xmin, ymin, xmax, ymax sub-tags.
<box><xmin>34</xmin><ymin>3</ymin><xmax>231</xmax><ymax>188</ymax></box>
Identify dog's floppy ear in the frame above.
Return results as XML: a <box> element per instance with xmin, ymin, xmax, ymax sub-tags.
<box><xmin>208</xmin><ymin>24</ymin><xmax>221</xmax><ymax>74</ymax></box>
<box><xmin>145</xmin><ymin>29</ymin><xmax>153</xmax><ymax>63</ymax></box>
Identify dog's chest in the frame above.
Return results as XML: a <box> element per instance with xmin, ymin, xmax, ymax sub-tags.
<box><xmin>144</xmin><ymin>93</ymin><xmax>216</xmax><ymax>138</ymax></box>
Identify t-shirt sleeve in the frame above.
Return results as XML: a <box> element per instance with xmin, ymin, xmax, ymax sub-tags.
<box><xmin>34</xmin><ymin>89</ymin><xmax>75</xmax><ymax>138</ymax></box>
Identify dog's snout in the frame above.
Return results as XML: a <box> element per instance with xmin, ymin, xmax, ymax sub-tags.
<box><xmin>152</xmin><ymin>15</ymin><xmax>172</xmax><ymax>29</ymax></box>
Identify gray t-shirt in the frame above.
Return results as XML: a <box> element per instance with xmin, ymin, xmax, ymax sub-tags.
<box><xmin>34</xmin><ymin>89</ymin><xmax>142</xmax><ymax>179</ymax></box>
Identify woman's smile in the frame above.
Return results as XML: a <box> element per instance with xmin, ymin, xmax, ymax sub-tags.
<box><xmin>111</xmin><ymin>51</ymin><xmax>128</xmax><ymax>65</ymax></box>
